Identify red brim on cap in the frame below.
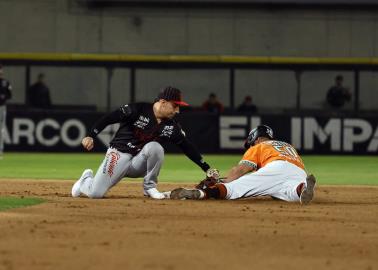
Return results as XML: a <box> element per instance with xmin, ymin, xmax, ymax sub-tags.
<box><xmin>173</xmin><ymin>101</ymin><xmax>189</xmax><ymax>106</ymax></box>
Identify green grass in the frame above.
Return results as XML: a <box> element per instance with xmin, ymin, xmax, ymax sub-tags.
<box><xmin>0</xmin><ymin>197</ymin><xmax>45</xmax><ymax>212</ymax></box>
<box><xmin>302</xmin><ymin>156</ymin><xmax>378</xmax><ymax>185</ymax></box>
<box><xmin>0</xmin><ymin>153</ymin><xmax>377</xmax><ymax>185</ymax></box>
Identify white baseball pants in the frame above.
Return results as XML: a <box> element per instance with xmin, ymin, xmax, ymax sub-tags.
<box><xmin>224</xmin><ymin>160</ymin><xmax>307</xmax><ymax>202</ymax></box>
<box><xmin>80</xmin><ymin>141</ymin><xmax>164</xmax><ymax>198</ymax></box>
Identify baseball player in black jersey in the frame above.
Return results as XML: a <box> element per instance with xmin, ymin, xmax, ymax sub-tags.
<box><xmin>72</xmin><ymin>86</ymin><xmax>214</xmax><ymax>199</ymax></box>
<box><xmin>0</xmin><ymin>65</ymin><xmax>12</xmax><ymax>158</ymax></box>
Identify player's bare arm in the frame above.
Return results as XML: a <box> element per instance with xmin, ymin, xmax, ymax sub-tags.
<box><xmin>223</xmin><ymin>164</ymin><xmax>254</xmax><ymax>183</ymax></box>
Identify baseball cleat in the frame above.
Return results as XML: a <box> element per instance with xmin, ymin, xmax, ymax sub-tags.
<box><xmin>170</xmin><ymin>188</ymin><xmax>202</xmax><ymax>200</ymax></box>
<box><xmin>300</xmin><ymin>174</ymin><xmax>316</xmax><ymax>205</ymax></box>
<box><xmin>71</xmin><ymin>169</ymin><xmax>93</xmax><ymax>198</ymax></box>
<box><xmin>144</xmin><ymin>188</ymin><xmax>166</xmax><ymax>200</ymax></box>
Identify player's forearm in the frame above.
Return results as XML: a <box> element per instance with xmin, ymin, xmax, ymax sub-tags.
<box><xmin>224</xmin><ymin>166</ymin><xmax>243</xmax><ymax>182</ymax></box>
<box><xmin>224</xmin><ymin>165</ymin><xmax>253</xmax><ymax>182</ymax></box>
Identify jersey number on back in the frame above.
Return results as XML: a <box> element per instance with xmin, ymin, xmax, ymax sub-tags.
<box><xmin>271</xmin><ymin>141</ymin><xmax>299</xmax><ymax>159</ymax></box>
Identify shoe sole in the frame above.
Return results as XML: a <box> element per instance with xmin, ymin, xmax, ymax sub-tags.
<box><xmin>300</xmin><ymin>174</ymin><xmax>316</xmax><ymax>205</ymax></box>
<box><xmin>170</xmin><ymin>188</ymin><xmax>201</xmax><ymax>200</ymax></box>
<box><xmin>143</xmin><ymin>193</ymin><xmax>169</xmax><ymax>199</ymax></box>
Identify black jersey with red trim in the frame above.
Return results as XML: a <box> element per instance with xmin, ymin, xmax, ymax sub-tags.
<box><xmin>88</xmin><ymin>102</ymin><xmax>210</xmax><ymax>172</ymax></box>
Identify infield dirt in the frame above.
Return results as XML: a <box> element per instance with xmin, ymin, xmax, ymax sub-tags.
<box><xmin>0</xmin><ymin>180</ymin><xmax>377</xmax><ymax>270</ymax></box>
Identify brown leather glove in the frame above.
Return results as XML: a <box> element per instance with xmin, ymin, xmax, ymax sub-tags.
<box><xmin>195</xmin><ymin>177</ymin><xmax>218</xmax><ymax>190</ymax></box>
<box><xmin>195</xmin><ymin>168</ymin><xmax>223</xmax><ymax>190</ymax></box>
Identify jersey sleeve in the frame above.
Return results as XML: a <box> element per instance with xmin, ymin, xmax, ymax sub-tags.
<box><xmin>172</xmin><ymin>122</ymin><xmax>210</xmax><ymax>172</ymax></box>
<box><xmin>88</xmin><ymin>103</ymin><xmax>137</xmax><ymax>137</ymax></box>
<box><xmin>177</xmin><ymin>139</ymin><xmax>210</xmax><ymax>172</ymax></box>
<box><xmin>169</xmin><ymin>121</ymin><xmax>186</xmax><ymax>144</ymax></box>
<box><xmin>119</xmin><ymin>103</ymin><xmax>138</xmax><ymax>121</ymax></box>
<box><xmin>239</xmin><ymin>145</ymin><xmax>260</xmax><ymax>170</ymax></box>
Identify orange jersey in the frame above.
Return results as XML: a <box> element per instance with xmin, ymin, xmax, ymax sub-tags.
<box><xmin>240</xmin><ymin>140</ymin><xmax>305</xmax><ymax>170</ymax></box>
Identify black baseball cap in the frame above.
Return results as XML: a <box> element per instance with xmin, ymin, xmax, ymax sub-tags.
<box><xmin>157</xmin><ymin>86</ymin><xmax>189</xmax><ymax>106</ymax></box>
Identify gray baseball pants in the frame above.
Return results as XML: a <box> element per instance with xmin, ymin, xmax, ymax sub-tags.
<box><xmin>79</xmin><ymin>141</ymin><xmax>164</xmax><ymax>198</ymax></box>
<box><xmin>0</xmin><ymin>106</ymin><xmax>6</xmax><ymax>155</ymax></box>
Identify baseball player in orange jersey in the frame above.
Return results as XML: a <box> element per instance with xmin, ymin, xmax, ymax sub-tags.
<box><xmin>170</xmin><ymin>125</ymin><xmax>316</xmax><ymax>204</ymax></box>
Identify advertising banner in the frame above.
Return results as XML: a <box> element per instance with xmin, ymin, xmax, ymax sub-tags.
<box><xmin>4</xmin><ymin>111</ymin><xmax>378</xmax><ymax>154</ymax></box>
<box><xmin>219</xmin><ymin>115</ymin><xmax>378</xmax><ymax>154</ymax></box>
<box><xmin>89</xmin><ymin>0</ymin><xmax>378</xmax><ymax>5</ymax></box>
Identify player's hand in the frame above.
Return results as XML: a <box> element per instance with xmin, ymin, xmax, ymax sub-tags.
<box><xmin>82</xmin><ymin>137</ymin><xmax>94</xmax><ymax>151</ymax></box>
<box><xmin>196</xmin><ymin>169</ymin><xmax>223</xmax><ymax>190</ymax></box>
<box><xmin>206</xmin><ymin>168</ymin><xmax>220</xmax><ymax>180</ymax></box>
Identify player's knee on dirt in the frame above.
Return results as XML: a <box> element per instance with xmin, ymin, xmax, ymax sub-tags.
<box><xmin>204</xmin><ymin>183</ymin><xmax>227</xmax><ymax>199</ymax></box>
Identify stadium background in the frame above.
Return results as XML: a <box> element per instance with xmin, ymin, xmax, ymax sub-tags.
<box><xmin>2</xmin><ymin>0</ymin><xmax>378</xmax><ymax>154</ymax></box>
<box><xmin>2</xmin><ymin>0</ymin><xmax>378</xmax><ymax>112</ymax></box>
<box><xmin>0</xmin><ymin>1</ymin><xmax>377</xmax><ymax>270</ymax></box>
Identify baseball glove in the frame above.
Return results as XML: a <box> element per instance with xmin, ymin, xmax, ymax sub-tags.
<box><xmin>195</xmin><ymin>168</ymin><xmax>223</xmax><ymax>190</ymax></box>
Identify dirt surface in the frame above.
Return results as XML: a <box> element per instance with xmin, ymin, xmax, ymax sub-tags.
<box><xmin>0</xmin><ymin>180</ymin><xmax>377</xmax><ymax>270</ymax></box>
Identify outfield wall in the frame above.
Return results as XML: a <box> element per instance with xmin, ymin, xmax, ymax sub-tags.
<box><xmin>3</xmin><ymin>0</ymin><xmax>378</xmax><ymax>110</ymax></box>
<box><xmin>3</xmin><ymin>111</ymin><xmax>377</xmax><ymax>154</ymax></box>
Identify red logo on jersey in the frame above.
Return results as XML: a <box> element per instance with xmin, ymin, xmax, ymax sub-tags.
<box><xmin>107</xmin><ymin>151</ymin><xmax>120</xmax><ymax>177</ymax></box>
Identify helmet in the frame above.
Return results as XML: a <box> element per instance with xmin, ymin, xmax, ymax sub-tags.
<box><xmin>244</xmin><ymin>125</ymin><xmax>274</xmax><ymax>149</ymax></box>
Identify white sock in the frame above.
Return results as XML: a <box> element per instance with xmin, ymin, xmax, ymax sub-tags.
<box><xmin>198</xmin><ymin>189</ymin><xmax>205</xmax><ymax>199</ymax></box>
